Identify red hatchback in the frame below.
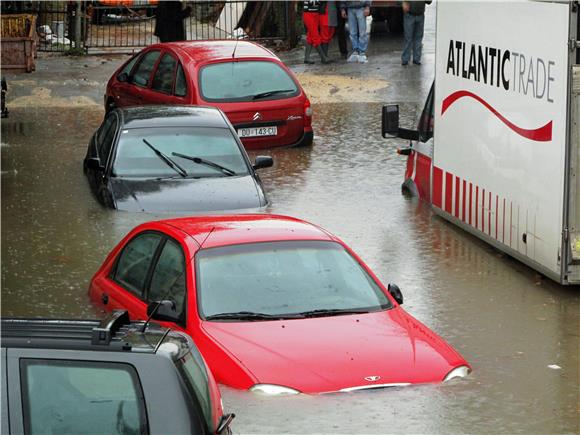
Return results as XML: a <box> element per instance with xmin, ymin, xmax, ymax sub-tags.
<box><xmin>105</xmin><ymin>41</ymin><xmax>313</xmax><ymax>150</ymax></box>
<box><xmin>89</xmin><ymin>214</ymin><xmax>471</xmax><ymax>394</ymax></box>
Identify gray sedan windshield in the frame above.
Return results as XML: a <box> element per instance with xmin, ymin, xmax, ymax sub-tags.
<box><xmin>113</xmin><ymin>127</ymin><xmax>249</xmax><ymax>178</ymax></box>
<box><xmin>196</xmin><ymin>241</ymin><xmax>391</xmax><ymax>320</ymax></box>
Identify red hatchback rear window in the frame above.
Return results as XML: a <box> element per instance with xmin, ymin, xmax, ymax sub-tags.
<box><xmin>199</xmin><ymin>61</ymin><xmax>299</xmax><ymax>103</ymax></box>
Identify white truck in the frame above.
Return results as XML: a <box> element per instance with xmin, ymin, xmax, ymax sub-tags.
<box><xmin>382</xmin><ymin>0</ymin><xmax>580</xmax><ymax>284</ymax></box>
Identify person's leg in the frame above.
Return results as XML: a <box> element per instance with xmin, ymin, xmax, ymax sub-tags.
<box><xmin>412</xmin><ymin>14</ymin><xmax>424</xmax><ymax>64</ymax></box>
<box><xmin>303</xmin><ymin>11</ymin><xmax>320</xmax><ymax>64</ymax></box>
<box><xmin>320</xmin><ymin>26</ymin><xmax>336</xmax><ymax>56</ymax></box>
<box><xmin>347</xmin><ymin>8</ymin><xmax>359</xmax><ymax>53</ymax></box>
<box><xmin>401</xmin><ymin>12</ymin><xmax>414</xmax><ymax>65</ymax></box>
<box><xmin>336</xmin><ymin>12</ymin><xmax>347</xmax><ymax>58</ymax></box>
<box><xmin>357</xmin><ymin>7</ymin><xmax>368</xmax><ymax>55</ymax></box>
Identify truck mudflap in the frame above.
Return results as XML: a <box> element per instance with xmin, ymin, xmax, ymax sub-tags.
<box><xmin>401</xmin><ymin>139</ymin><xmax>433</xmax><ymax>201</ymax></box>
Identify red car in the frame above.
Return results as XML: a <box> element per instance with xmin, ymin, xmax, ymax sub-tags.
<box><xmin>105</xmin><ymin>41</ymin><xmax>313</xmax><ymax>150</ymax></box>
<box><xmin>89</xmin><ymin>214</ymin><xmax>470</xmax><ymax>394</ymax></box>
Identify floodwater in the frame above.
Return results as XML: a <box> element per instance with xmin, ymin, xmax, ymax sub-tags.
<box><xmin>1</xmin><ymin>103</ymin><xmax>579</xmax><ymax>434</ymax></box>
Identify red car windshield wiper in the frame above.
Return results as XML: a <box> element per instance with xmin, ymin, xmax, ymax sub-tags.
<box><xmin>296</xmin><ymin>308</ymin><xmax>372</xmax><ymax>318</ymax></box>
<box><xmin>205</xmin><ymin>311</ymin><xmax>304</xmax><ymax>321</ymax></box>
<box><xmin>251</xmin><ymin>89</ymin><xmax>294</xmax><ymax>100</ymax></box>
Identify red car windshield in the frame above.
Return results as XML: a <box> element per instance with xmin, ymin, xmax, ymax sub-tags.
<box><xmin>196</xmin><ymin>241</ymin><xmax>392</xmax><ymax>320</ymax></box>
<box><xmin>199</xmin><ymin>61</ymin><xmax>299</xmax><ymax>103</ymax></box>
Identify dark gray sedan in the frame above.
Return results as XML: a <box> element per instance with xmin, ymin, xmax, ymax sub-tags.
<box><xmin>83</xmin><ymin>106</ymin><xmax>272</xmax><ymax>212</ymax></box>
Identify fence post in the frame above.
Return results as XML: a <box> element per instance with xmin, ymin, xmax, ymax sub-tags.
<box><xmin>75</xmin><ymin>1</ymin><xmax>82</xmax><ymax>49</ymax></box>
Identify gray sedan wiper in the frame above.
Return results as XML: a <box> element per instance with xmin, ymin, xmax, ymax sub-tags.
<box><xmin>297</xmin><ymin>308</ymin><xmax>371</xmax><ymax>318</ymax></box>
<box><xmin>171</xmin><ymin>152</ymin><xmax>237</xmax><ymax>176</ymax></box>
<box><xmin>252</xmin><ymin>89</ymin><xmax>294</xmax><ymax>100</ymax></box>
<box><xmin>143</xmin><ymin>139</ymin><xmax>188</xmax><ymax>178</ymax></box>
<box><xmin>205</xmin><ymin>311</ymin><xmax>304</xmax><ymax>321</ymax></box>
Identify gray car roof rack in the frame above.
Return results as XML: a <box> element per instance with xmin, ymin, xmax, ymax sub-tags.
<box><xmin>91</xmin><ymin>310</ymin><xmax>130</xmax><ymax>345</ymax></box>
<box><xmin>1</xmin><ymin>310</ymin><xmax>160</xmax><ymax>353</ymax></box>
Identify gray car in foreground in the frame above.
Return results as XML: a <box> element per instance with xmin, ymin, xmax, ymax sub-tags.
<box><xmin>83</xmin><ymin>106</ymin><xmax>272</xmax><ymax>212</ymax></box>
<box><xmin>1</xmin><ymin>310</ymin><xmax>234</xmax><ymax>434</ymax></box>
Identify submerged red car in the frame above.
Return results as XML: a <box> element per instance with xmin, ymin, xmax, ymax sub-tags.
<box><xmin>105</xmin><ymin>41</ymin><xmax>313</xmax><ymax>150</ymax></box>
<box><xmin>89</xmin><ymin>214</ymin><xmax>470</xmax><ymax>394</ymax></box>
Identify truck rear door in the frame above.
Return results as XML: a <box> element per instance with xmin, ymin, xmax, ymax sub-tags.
<box><xmin>432</xmin><ymin>0</ymin><xmax>572</xmax><ymax>282</ymax></box>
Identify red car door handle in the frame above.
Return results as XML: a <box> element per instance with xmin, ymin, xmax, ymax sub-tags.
<box><xmin>101</xmin><ymin>293</ymin><xmax>109</xmax><ymax>305</ymax></box>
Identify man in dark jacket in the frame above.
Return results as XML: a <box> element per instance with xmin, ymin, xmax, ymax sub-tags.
<box><xmin>154</xmin><ymin>1</ymin><xmax>192</xmax><ymax>43</ymax></box>
<box><xmin>401</xmin><ymin>0</ymin><xmax>431</xmax><ymax>65</ymax></box>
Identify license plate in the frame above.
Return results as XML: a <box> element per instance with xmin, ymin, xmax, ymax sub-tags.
<box><xmin>238</xmin><ymin>126</ymin><xmax>277</xmax><ymax>138</ymax></box>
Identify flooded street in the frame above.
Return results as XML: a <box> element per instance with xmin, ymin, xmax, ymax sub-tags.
<box><xmin>2</xmin><ymin>101</ymin><xmax>578</xmax><ymax>433</ymax></box>
<box><xmin>2</xmin><ymin>6</ymin><xmax>579</xmax><ymax>431</ymax></box>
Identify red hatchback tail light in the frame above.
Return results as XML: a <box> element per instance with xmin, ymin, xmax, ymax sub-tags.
<box><xmin>304</xmin><ymin>98</ymin><xmax>312</xmax><ymax>128</ymax></box>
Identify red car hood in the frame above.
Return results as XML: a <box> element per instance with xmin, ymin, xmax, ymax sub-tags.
<box><xmin>201</xmin><ymin>308</ymin><xmax>468</xmax><ymax>394</ymax></box>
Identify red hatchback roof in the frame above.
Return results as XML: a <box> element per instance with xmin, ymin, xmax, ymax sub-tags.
<box><xmin>160</xmin><ymin>214</ymin><xmax>334</xmax><ymax>249</ymax></box>
<box><xmin>166</xmin><ymin>40</ymin><xmax>278</xmax><ymax>66</ymax></box>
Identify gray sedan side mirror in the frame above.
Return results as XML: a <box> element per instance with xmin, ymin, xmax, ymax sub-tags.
<box><xmin>253</xmin><ymin>156</ymin><xmax>273</xmax><ymax>170</ymax></box>
<box><xmin>86</xmin><ymin>157</ymin><xmax>104</xmax><ymax>171</ymax></box>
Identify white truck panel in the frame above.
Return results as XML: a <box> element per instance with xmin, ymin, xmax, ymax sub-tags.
<box><xmin>433</xmin><ymin>0</ymin><xmax>571</xmax><ymax>279</ymax></box>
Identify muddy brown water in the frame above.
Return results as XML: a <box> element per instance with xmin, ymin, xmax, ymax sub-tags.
<box><xmin>1</xmin><ymin>104</ymin><xmax>578</xmax><ymax>434</ymax></box>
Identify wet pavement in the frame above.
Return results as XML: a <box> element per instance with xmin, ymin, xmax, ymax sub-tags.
<box><xmin>2</xmin><ymin>9</ymin><xmax>579</xmax><ymax>435</ymax></box>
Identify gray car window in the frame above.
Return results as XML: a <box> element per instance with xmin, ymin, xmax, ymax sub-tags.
<box><xmin>20</xmin><ymin>359</ymin><xmax>148</xmax><ymax>435</ymax></box>
<box><xmin>148</xmin><ymin>239</ymin><xmax>186</xmax><ymax>320</ymax></box>
<box><xmin>131</xmin><ymin>50</ymin><xmax>161</xmax><ymax>88</ymax></box>
<box><xmin>114</xmin><ymin>233</ymin><xmax>162</xmax><ymax>297</ymax></box>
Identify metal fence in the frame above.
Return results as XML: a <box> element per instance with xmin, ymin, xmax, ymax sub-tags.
<box><xmin>1</xmin><ymin>1</ymin><xmax>293</xmax><ymax>54</ymax></box>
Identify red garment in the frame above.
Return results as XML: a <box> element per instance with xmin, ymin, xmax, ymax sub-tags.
<box><xmin>320</xmin><ymin>25</ymin><xmax>335</xmax><ymax>44</ymax></box>
<box><xmin>303</xmin><ymin>11</ymin><xmax>322</xmax><ymax>46</ymax></box>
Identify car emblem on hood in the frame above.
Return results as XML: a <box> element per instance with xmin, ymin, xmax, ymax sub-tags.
<box><xmin>364</xmin><ymin>376</ymin><xmax>381</xmax><ymax>382</ymax></box>
<box><xmin>253</xmin><ymin>112</ymin><xmax>262</xmax><ymax>121</ymax></box>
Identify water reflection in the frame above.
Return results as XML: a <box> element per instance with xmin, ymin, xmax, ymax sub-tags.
<box><xmin>1</xmin><ymin>104</ymin><xmax>578</xmax><ymax>433</ymax></box>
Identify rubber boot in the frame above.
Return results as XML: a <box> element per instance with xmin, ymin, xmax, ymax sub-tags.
<box><xmin>321</xmin><ymin>43</ymin><xmax>329</xmax><ymax>57</ymax></box>
<box><xmin>304</xmin><ymin>43</ymin><xmax>315</xmax><ymax>64</ymax></box>
<box><xmin>316</xmin><ymin>45</ymin><xmax>332</xmax><ymax>64</ymax></box>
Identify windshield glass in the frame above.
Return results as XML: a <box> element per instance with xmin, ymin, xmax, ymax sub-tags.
<box><xmin>199</xmin><ymin>61</ymin><xmax>299</xmax><ymax>102</ymax></box>
<box><xmin>113</xmin><ymin>127</ymin><xmax>249</xmax><ymax>178</ymax></box>
<box><xmin>196</xmin><ymin>241</ymin><xmax>392</xmax><ymax>320</ymax></box>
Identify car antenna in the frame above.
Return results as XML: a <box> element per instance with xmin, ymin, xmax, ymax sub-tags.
<box><xmin>200</xmin><ymin>226</ymin><xmax>215</xmax><ymax>248</ymax></box>
<box><xmin>232</xmin><ymin>39</ymin><xmax>238</xmax><ymax>59</ymax></box>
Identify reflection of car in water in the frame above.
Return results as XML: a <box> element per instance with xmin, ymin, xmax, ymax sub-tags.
<box><xmin>83</xmin><ymin>106</ymin><xmax>272</xmax><ymax>212</ymax></box>
<box><xmin>90</xmin><ymin>0</ymin><xmax>158</xmax><ymax>24</ymax></box>
<box><xmin>89</xmin><ymin>214</ymin><xmax>471</xmax><ymax>395</ymax></box>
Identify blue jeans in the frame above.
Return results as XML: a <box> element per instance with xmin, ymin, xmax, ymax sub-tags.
<box><xmin>402</xmin><ymin>13</ymin><xmax>424</xmax><ymax>63</ymax></box>
<box><xmin>347</xmin><ymin>7</ymin><xmax>368</xmax><ymax>53</ymax></box>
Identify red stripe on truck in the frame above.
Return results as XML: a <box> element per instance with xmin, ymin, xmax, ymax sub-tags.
<box><xmin>433</xmin><ymin>166</ymin><xmax>443</xmax><ymax>208</ymax></box>
<box><xmin>455</xmin><ymin>177</ymin><xmax>460</xmax><ymax>218</ymax></box>
<box><xmin>462</xmin><ymin>180</ymin><xmax>466</xmax><ymax>222</ymax></box>
<box><xmin>445</xmin><ymin>172</ymin><xmax>453</xmax><ymax>214</ymax></box>
<box><xmin>441</xmin><ymin>90</ymin><xmax>553</xmax><ymax>141</ymax></box>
